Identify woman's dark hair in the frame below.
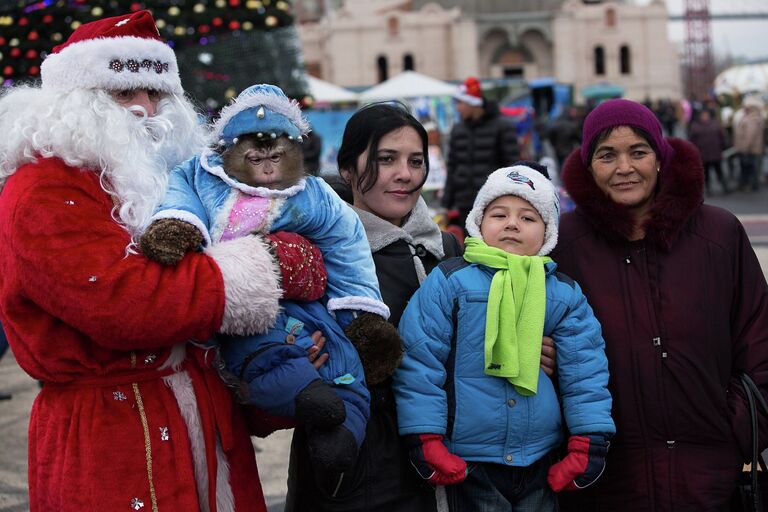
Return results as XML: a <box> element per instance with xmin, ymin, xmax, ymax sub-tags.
<box><xmin>586</xmin><ymin>125</ymin><xmax>659</xmax><ymax>163</ymax></box>
<box><xmin>337</xmin><ymin>101</ymin><xmax>429</xmax><ymax>194</ymax></box>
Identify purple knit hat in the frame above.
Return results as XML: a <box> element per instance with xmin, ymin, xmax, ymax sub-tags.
<box><xmin>580</xmin><ymin>99</ymin><xmax>674</xmax><ymax>168</ymax></box>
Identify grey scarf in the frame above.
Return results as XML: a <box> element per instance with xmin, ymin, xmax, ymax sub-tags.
<box><xmin>353</xmin><ymin>197</ymin><xmax>444</xmax><ymax>283</ymax></box>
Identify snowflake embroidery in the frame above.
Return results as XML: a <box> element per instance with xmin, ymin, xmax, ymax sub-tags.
<box><xmin>113</xmin><ymin>391</ymin><xmax>127</xmax><ymax>401</ymax></box>
<box><xmin>159</xmin><ymin>426</ymin><xmax>169</xmax><ymax>441</ymax></box>
<box><xmin>130</xmin><ymin>497</ymin><xmax>144</xmax><ymax>509</ymax></box>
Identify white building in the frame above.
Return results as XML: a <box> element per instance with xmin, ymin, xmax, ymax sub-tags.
<box><xmin>554</xmin><ymin>0</ymin><xmax>682</xmax><ymax>101</ymax></box>
<box><xmin>298</xmin><ymin>0</ymin><xmax>682</xmax><ymax>101</ymax></box>
<box><xmin>299</xmin><ymin>0</ymin><xmax>477</xmax><ymax>88</ymax></box>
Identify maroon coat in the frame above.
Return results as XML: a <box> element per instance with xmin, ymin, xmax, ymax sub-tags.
<box><xmin>553</xmin><ymin>138</ymin><xmax>768</xmax><ymax>512</ymax></box>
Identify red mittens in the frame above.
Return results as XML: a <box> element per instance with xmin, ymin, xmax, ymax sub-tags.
<box><xmin>548</xmin><ymin>434</ymin><xmax>610</xmax><ymax>492</ymax></box>
<box><xmin>404</xmin><ymin>434</ymin><xmax>467</xmax><ymax>486</ymax></box>
<box><xmin>267</xmin><ymin>231</ymin><xmax>327</xmax><ymax>302</ymax></box>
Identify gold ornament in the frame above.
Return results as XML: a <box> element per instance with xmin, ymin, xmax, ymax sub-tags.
<box><xmin>193</xmin><ymin>3</ymin><xmax>205</xmax><ymax>13</ymax></box>
<box><xmin>265</xmin><ymin>15</ymin><xmax>278</xmax><ymax>27</ymax></box>
<box><xmin>168</xmin><ymin>6</ymin><xmax>181</xmax><ymax>16</ymax></box>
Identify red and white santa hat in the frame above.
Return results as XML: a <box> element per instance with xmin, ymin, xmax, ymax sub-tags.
<box><xmin>41</xmin><ymin>10</ymin><xmax>182</xmax><ymax>95</ymax></box>
<box><xmin>453</xmin><ymin>76</ymin><xmax>484</xmax><ymax>107</ymax></box>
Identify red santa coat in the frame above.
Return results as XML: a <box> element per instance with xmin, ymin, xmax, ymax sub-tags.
<box><xmin>0</xmin><ymin>158</ymin><xmax>267</xmax><ymax>512</ymax></box>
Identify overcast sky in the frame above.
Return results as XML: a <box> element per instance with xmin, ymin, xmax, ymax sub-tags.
<box><xmin>636</xmin><ymin>0</ymin><xmax>768</xmax><ymax>61</ymax></box>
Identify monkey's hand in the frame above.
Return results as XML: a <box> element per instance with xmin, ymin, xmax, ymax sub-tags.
<box><xmin>344</xmin><ymin>313</ymin><xmax>403</xmax><ymax>386</ymax></box>
<box><xmin>139</xmin><ymin>218</ymin><xmax>204</xmax><ymax>266</ymax></box>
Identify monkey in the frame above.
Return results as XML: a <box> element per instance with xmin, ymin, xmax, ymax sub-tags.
<box><xmin>138</xmin><ymin>84</ymin><xmax>402</xmax><ymax>473</ymax></box>
<box><xmin>222</xmin><ymin>134</ymin><xmax>305</xmax><ymax>190</ymax></box>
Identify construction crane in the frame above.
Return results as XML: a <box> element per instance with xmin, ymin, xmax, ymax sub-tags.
<box><xmin>683</xmin><ymin>0</ymin><xmax>715</xmax><ymax>100</ymax></box>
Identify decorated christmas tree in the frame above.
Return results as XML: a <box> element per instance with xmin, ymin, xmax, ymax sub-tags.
<box><xmin>0</xmin><ymin>0</ymin><xmax>310</xmax><ymax>113</ymax></box>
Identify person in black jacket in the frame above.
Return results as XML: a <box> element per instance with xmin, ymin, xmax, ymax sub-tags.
<box><xmin>442</xmin><ymin>77</ymin><xmax>520</xmax><ymax>231</ymax></box>
<box><xmin>286</xmin><ymin>102</ymin><xmax>461</xmax><ymax>512</ymax></box>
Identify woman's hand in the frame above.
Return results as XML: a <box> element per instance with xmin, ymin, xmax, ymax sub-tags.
<box><xmin>541</xmin><ymin>336</ymin><xmax>557</xmax><ymax>377</ymax></box>
<box><xmin>267</xmin><ymin>231</ymin><xmax>327</xmax><ymax>301</ymax></box>
<box><xmin>307</xmin><ymin>330</ymin><xmax>329</xmax><ymax>370</ymax></box>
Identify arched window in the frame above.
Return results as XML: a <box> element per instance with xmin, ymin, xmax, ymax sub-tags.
<box><xmin>605</xmin><ymin>8</ymin><xmax>616</xmax><ymax>27</ymax></box>
<box><xmin>620</xmin><ymin>45</ymin><xmax>631</xmax><ymax>75</ymax></box>
<box><xmin>594</xmin><ymin>46</ymin><xmax>605</xmax><ymax>76</ymax></box>
<box><xmin>403</xmin><ymin>53</ymin><xmax>414</xmax><ymax>71</ymax></box>
<box><xmin>377</xmin><ymin>55</ymin><xmax>389</xmax><ymax>83</ymax></box>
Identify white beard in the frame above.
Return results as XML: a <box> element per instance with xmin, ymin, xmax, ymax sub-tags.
<box><xmin>0</xmin><ymin>86</ymin><xmax>209</xmax><ymax>242</ymax></box>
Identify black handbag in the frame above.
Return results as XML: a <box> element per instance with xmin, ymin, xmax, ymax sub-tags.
<box><xmin>733</xmin><ymin>373</ymin><xmax>768</xmax><ymax>512</ymax></box>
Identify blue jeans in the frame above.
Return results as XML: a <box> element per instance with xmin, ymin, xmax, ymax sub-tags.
<box><xmin>446</xmin><ymin>451</ymin><xmax>559</xmax><ymax>512</ymax></box>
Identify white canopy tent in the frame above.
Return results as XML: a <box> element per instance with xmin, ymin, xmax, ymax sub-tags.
<box><xmin>307</xmin><ymin>76</ymin><xmax>359</xmax><ymax>104</ymax></box>
<box><xmin>358</xmin><ymin>71</ymin><xmax>456</xmax><ymax>103</ymax></box>
<box><xmin>715</xmin><ymin>63</ymin><xmax>768</xmax><ymax>96</ymax></box>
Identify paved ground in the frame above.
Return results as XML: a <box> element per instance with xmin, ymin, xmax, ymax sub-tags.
<box><xmin>1</xmin><ymin>187</ymin><xmax>767</xmax><ymax>512</ymax></box>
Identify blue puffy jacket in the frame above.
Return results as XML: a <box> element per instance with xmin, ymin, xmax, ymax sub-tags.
<box><xmin>393</xmin><ymin>258</ymin><xmax>615</xmax><ymax>467</ymax></box>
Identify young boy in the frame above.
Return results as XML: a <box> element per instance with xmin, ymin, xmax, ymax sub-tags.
<box><xmin>392</xmin><ymin>162</ymin><xmax>615</xmax><ymax>510</ymax></box>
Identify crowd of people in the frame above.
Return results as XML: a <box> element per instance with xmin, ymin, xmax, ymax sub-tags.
<box><xmin>0</xmin><ymin>9</ymin><xmax>766</xmax><ymax>512</ymax></box>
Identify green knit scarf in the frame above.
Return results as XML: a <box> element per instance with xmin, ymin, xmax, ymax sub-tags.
<box><xmin>463</xmin><ymin>237</ymin><xmax>551</xmax><ymax>396</ymax></box>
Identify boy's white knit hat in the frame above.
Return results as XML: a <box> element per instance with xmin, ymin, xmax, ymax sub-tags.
<box><xmin>466</xmin><ymin>161</ymin><xmax>560</xmax><ymax>256</ymax></box>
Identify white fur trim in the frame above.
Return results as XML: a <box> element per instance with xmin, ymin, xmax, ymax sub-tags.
<box><xmin>206</xmin><ymin>235</ymin><xmax>282</xmax><ymax>335</ymax></box>
<box><xmin>466</xmin><ymin>164</ymin><xmax>560</xmax><ymax>256</ymax></box>
<box><xmin>158</xmin><ymin>343</ymin><xmax>187</xmax><ymax>371</ymax></box>
<box><xmin>165</xmin><ymin>370</ymin><xmax>212</xmax><ymax>512</ymax></box>
<box><xmin>41</xmin><ymin>36</ymin><xmax>182</xmax><ymax>94</ymax></box>
<box><xmin>212</xmin><ymin>90</ymin><xmax>310</xmax><ymax>141</ymax></box>
<box><xmin>453</xmin><ymin>91</ymin><xmax>483</xmax><ymax>107</ymax></box>
<box><xmin>151</xmin><ymin>209</ymin><xmax>213</xmax><ymax>247</ymax></box>
<box><xmin>214</xmin><ymin>435</ymin><xmax>234</xmax><ymax>512</ymax></box>
<box><xmin>327</xmin><ymin>296</ymin><xmax>391</xmax><ymax>320</ymax></box>
<box><xmin>201</xmin><ymin>148</ymin><xmax>307</xmax><ymax>198</ymax></box>
<box><xmin>210</xmin><ymin>189</ymin><xmax>240</xmax><ymax>244</ymax></box>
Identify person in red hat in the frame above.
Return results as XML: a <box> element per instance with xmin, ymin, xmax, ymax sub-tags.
<box><xmin>0</xmin><ymin>10</ymin><xmax>327</xmax><ymax>512</ymax></box>
<box><xmin>442</xmin><ymin>76</ymin><xmax>520</xmax><ymax>233</ymax></box>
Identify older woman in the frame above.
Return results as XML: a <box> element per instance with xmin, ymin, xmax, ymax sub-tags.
<box><xmin>552</xmin><ymin>98</ymin><xmax>768</xmax><ymax>511</ymax></box>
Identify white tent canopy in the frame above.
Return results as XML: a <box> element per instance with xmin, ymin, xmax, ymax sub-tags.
<box><xmin>307</xmin><ymin>76</ymin><xmax>359</xmax><ymax>104</ymax></box>
<box><xmin>358</xmin><ymin>71</ymin><xmax>456</xmax><ymax>102</ymax></box>
<box><xmin>715</xmin><ymin>63</ymin><xmax>768</xmax><ymax>95</ymax></box>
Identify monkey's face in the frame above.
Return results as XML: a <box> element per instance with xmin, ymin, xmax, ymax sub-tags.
<box><xmin>222</xmin><ymin>135</ymin><xmax>304</xmax><ymax>189</ymax></box>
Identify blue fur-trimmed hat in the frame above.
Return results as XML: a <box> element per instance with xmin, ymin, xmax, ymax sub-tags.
<box><xmin>212</xmin><ymin>84</ymin><xmax>311</xmax><ymax>147</ymax></box>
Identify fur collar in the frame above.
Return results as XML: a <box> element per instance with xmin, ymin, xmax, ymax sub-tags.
<box><xmin>561</xmin><ymin>138</ymin><xmax>704</xmax><ymax>251</ymax></box>
<box><xmin>353</xmin><ymin>196</ymin><xmax>444</xmax><ymax>259</ymax></box>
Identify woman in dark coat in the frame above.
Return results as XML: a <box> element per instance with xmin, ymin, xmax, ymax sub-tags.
<box><xmin>553</xmin><ymin>99</ymin><xmax>768</xmax><ymax>511</ymax></box>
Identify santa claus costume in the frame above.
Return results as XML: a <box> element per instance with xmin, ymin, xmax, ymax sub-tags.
<box><xmin>0</xmin><ymin>11</ymin><xmax>324</xmax><ymax>512</ymax></box>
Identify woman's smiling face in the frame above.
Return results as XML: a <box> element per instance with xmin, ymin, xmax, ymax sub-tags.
<box><xmin>346</xmin><ymin>126</ymin><xmax>426</xmax><ymax>226</ymax></box>
<box><xmin>589</xmin><ymin>126</ymin><xmax>659</xmax><ymax>215</ymax></box>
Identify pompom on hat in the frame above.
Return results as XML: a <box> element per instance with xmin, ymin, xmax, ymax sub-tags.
<box><xmin>466</xmin><ymin>161</ymin><xmax>560</xmax><ymax>256</ymax></box>
<box><xmin>212</xmin><ymin>84</ymin><xmax>311</xmax><ymax>147</ymax></box>
<box><xmin>40</xmin><ymin>10</ymin><xmax>182</xmax><ymax>95</ymax></box>
<box><xmin>453</xmin><ymin>76</ymin><xmax>484</xmax><ymax>107</ymax></box>
<box><xmin>580</xmin><ymin>98</ymin><xmax>674</xmax><ymax>169</ymax></box>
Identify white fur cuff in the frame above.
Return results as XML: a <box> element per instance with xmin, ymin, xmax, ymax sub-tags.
<box><xmin>206</xmin><ymin>235</ymin><xmax>282</xmax><ymax>335</ymax></box>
